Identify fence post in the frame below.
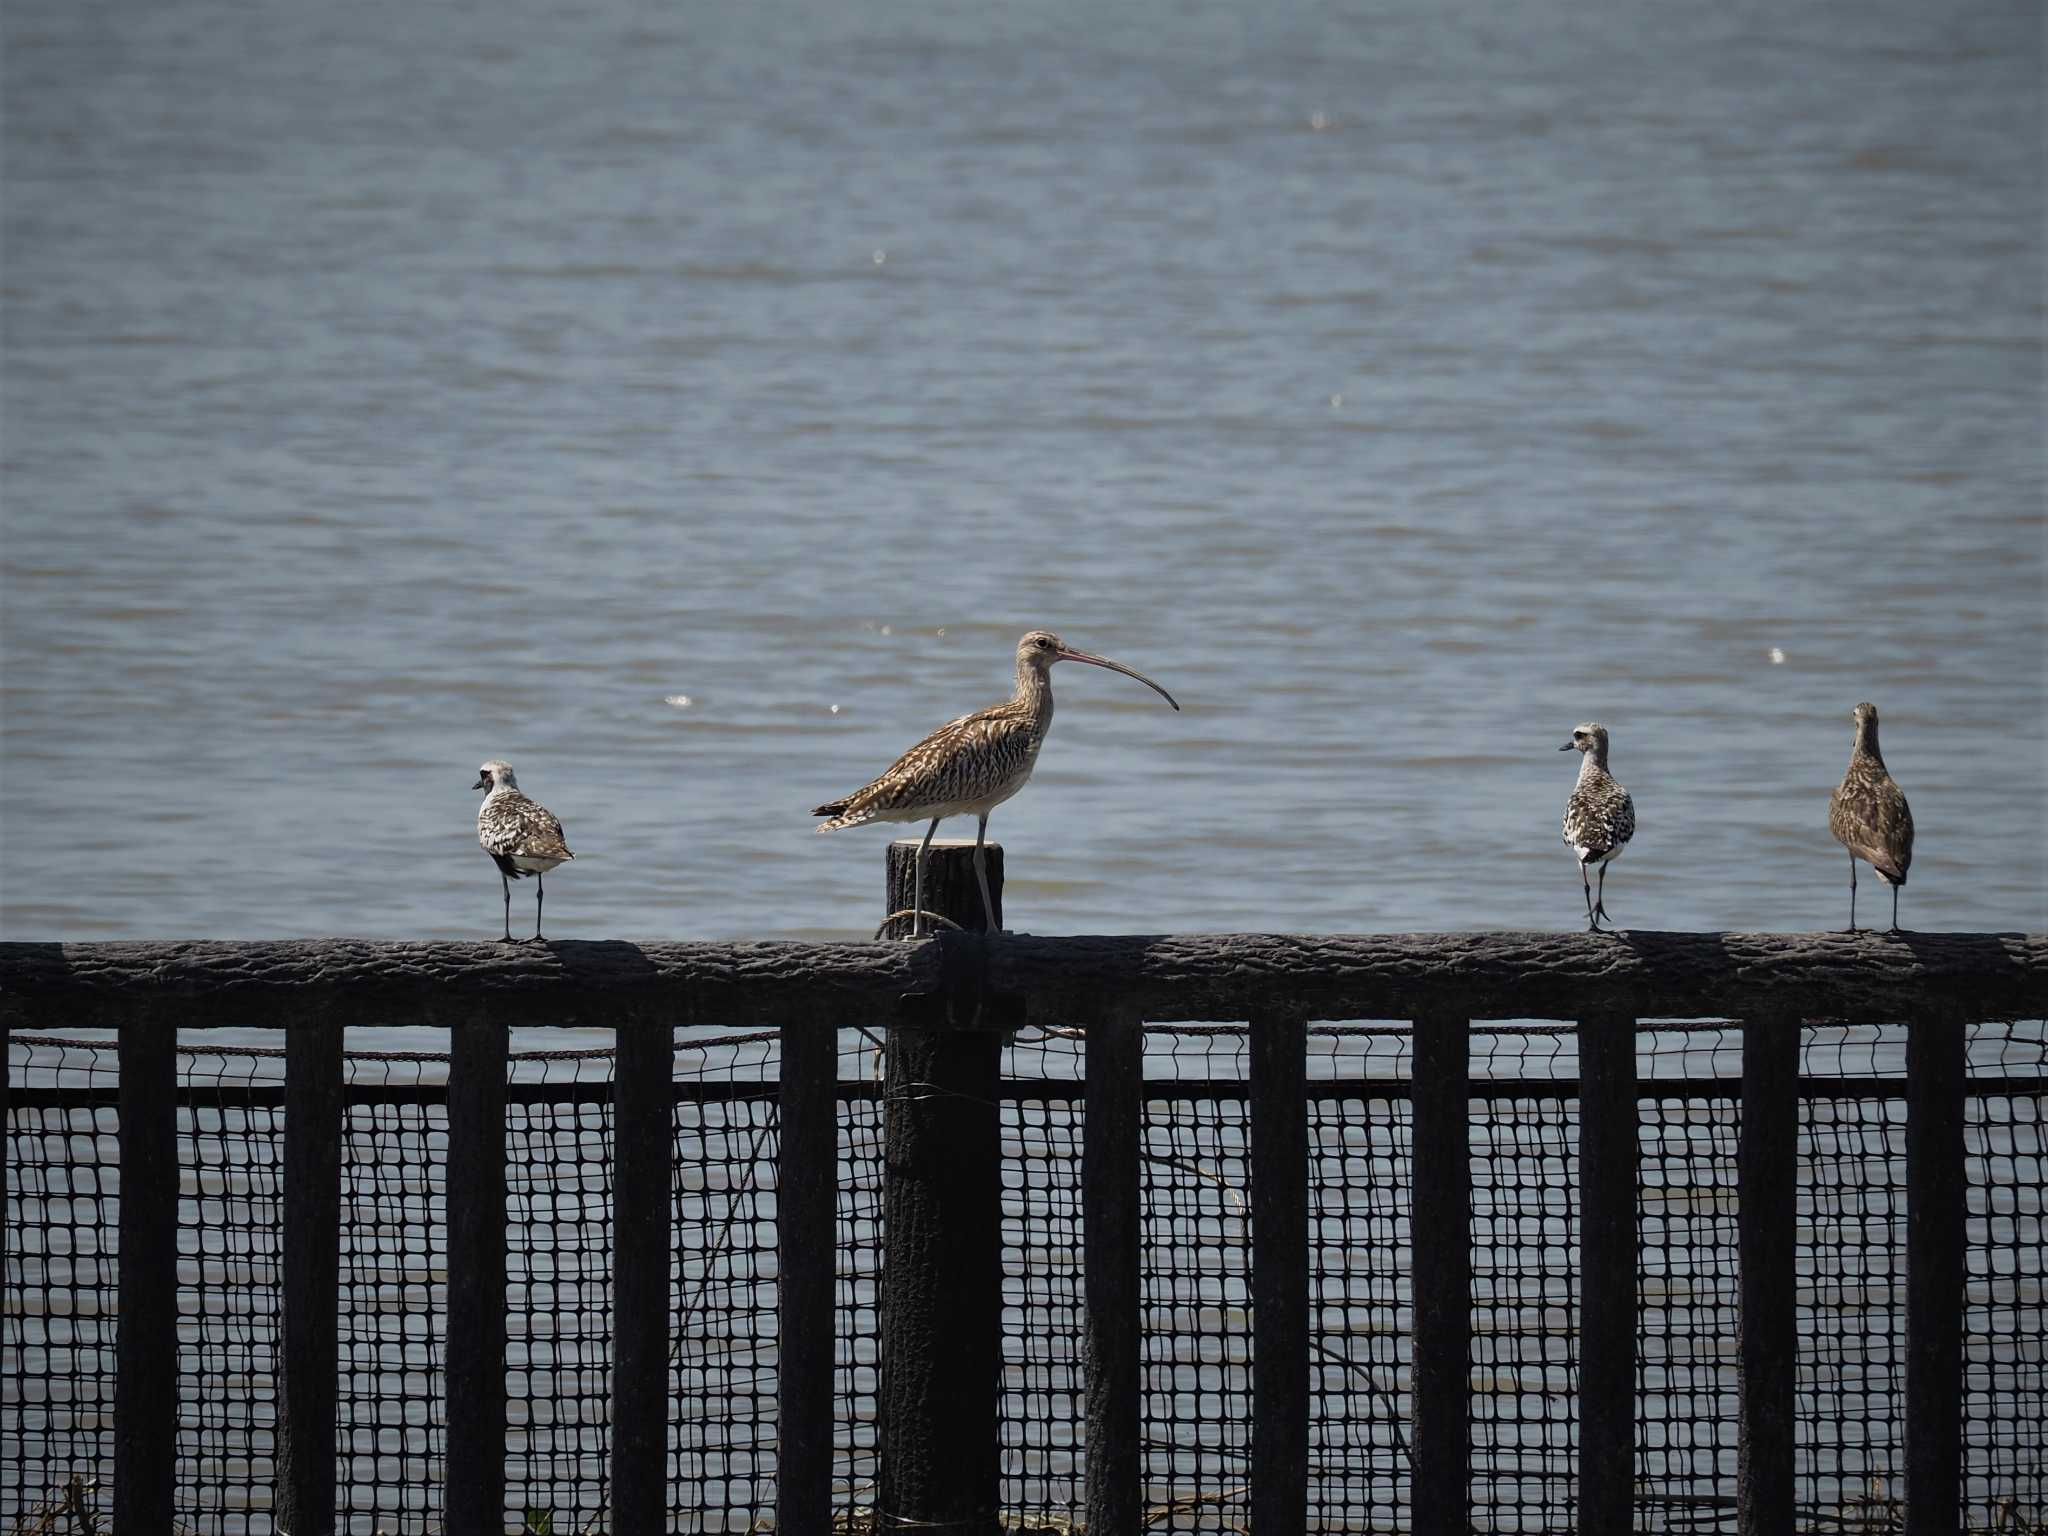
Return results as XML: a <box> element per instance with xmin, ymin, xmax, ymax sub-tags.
<box><xmin>277</xmin><ymin>1014</ymin><xmax>344</xmax><ymax>1536</ymax></box>
<box><xmin>614</xmin><ymin>1017</ymin><xmax>674</xmax><ymax>1531</ymax></box>
<box><xmin>1905</xmin><ymin>1020</ymin><xmax>1964</xmax><ymax>1536</ymax></box>
<box><xmin>1579</xmin><ymin>1012</ymin><xmax>1639</xmax><ymax>1532</ymax></box>
<box><xmin>1</xmin><ymin>1023</ymin><xmax>9</xmax><ymax>1300</ymax></box>
<box><xmin>1411</xmin><ymin>1012</ymin><xmax>1471</xmax><ymax>1536</ymax></box>
<box><xmin>1251</xmin><ymin>1009</ymin><xmax>1310</xmax><ymax>1529</ymax></box>
<box><xmin>878</xmin><ymin>839</ymin><xmax>1003</xmax><ymax>1536</ymax></box>
<box><xmin>778</xmin><ymin>1008</ymin><xmax>838</xmax><ymax>1528</ymax></box>
<box><xmin>1738</xmin><ymin>1020</ymin><xmax>1798</xmax><ymax>1536</ymax></box>
<box><xmin>1084</xmin><ymin>1005</ymin><xmax>1143</xmax><ymax>1533</ymax></box>
<box><xmin>446</xmin><ymin>1018</ymin><xmax>508</xmax><ymax>1533</ymax></box>
<box><xmin>115</xmin><ymin>1017</ymin><xmax>177</xmax><ymax>1533</ymax></box>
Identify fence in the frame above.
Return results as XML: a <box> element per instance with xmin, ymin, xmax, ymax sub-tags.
<box><xmin>1</xmin><ymin>844</ymin><xmax>2043</xmax><ymax>1534</ymax></box>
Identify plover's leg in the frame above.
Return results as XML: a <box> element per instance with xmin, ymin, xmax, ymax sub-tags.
<box><xmin>1846</xmin><ymin>852</ymin><xmax>1859</xmax><ymax>933</ymax></box>
<box><xmin>1594</xmin><ymin>862</ymin><xmax>1613</xmax><ymax>928</ymax></box>
<box><xmin>501</xmin><ymin>869</ymin><xmax>515</xmax><ymax>944</ymax></box>
<box><xmin>973</xmin><ymin>814</ymin><xmax>999</xmax><ymax>933</ymax></box>
<box><xmin>1581</xmin><ymin>862</ymin><xmax>1597</xmax><ymax>930</ymax></box>
<box><xmin>911</xmin><ymin>817</ymin><xmax>939</xmax><ymax>941</ymax></box>
<box><xmin>1889</xmin><ymin>880</ymin><xmax>1900</xmax><ymax>933</ymax></box>
<box><xmin>532</xmin><ymin>873</ymin><xmax>545</xmax><ymax>943</ymax></box>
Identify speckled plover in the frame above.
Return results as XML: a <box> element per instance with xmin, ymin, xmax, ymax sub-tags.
<box><xmin>474</xmin><ymin>760</ymin><xmax>575</xmax><ymax>944</ymax></box>
<box><xmin>1561</xmin><ymin>723</ymin><xmax>1635</xmax><ymax>931</ymax></box>
<box><xmin>1828</xmin><ymin>702</ymin><xmax>1913</xmax><ymax>932</ymax></box>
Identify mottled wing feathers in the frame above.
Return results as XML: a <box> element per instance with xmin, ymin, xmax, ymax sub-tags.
<box><xmin>1830</xmin><ymin>764</ymin><xmax>1912</xmax><ymax>885</ymax></box>
<box><xmin>478</xmin><ymin>790</ymin><xmax>574</xmax><ymax>872</ymax></box>
<box><xmin>1563</xmin><ymin>773</ymin><xmax>1634</xmax><ymax>862</ymax></box>
<box><xmin>816</xmin><ymin>700</ymin><xmax>1042</xmax><ymax>830</ymax></box>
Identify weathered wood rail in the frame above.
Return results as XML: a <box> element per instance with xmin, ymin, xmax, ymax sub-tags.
<box><xmin>0</xmin><ymin>857</ymin><xmax>2041</xmax><ymax>1535</ymax></box>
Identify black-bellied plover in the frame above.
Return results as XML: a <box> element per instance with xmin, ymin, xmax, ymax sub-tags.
<box><xmin>1560</xmin><ymin>722</ymin><xmax>1636</xmax><ymax>931</ymax></box>
<box><xmin>814</xmin><ymin>630</ymin><xmax>1179</xmax><ymax>939</ymax></box>
<box><xmin>474</xmin><ymin>760</ymin><xmax>575</xmax><ymax>943</ymax></box>
<box><xmin>1828</xmin><ymin>702</ymin><xmax>1913</xmax><ymax>932</ymax></box>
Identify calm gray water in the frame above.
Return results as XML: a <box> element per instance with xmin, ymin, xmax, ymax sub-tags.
<box><xmin>3</xmin><ymin>0</ymin><xmax>2043</xmax><ymax>946</ymax></box>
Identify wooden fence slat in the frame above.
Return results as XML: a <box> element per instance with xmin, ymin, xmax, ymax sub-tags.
<box><xmin>1739</xmin><ymin>1019</ymin><xmax>1798</xmax><ymax>1536</ymax></box>
<box><xmin>9</xmin><ymin>933</ymin><xmax>2040</xmax><ymax>1032</ymax></box>
<box><xmin>114</xmin><ymin>1019</ymin><xmax>177</xmax><ymax>1532</ymax></box>
<box><xmin>613</xmin><ymin>1019</ymin><xmax>674</xmax><ymax>1531</ymax></box>
<box><xmin>1579</xmin><ymin>1013</ymin><xmax>1639</xmax><ymax>1532</ymax></box>
<box><xmin>877</xmin><ymin>840</ymin><xmax>1002</xmax><ymax>1535</ymax></box>
<box><xmin>1</xmin><ymin>1024</ymin><xmax>9</xmax><ymax>1306</ymax></box>
<box><xmin>1411</xmin><ymin>1012</ymin><xmax>1471</xmax><ymax>1536</ymax></box>
<box><xmin>1084</xmin><ymin>1008</ymin><xmax>1143</xmax><ymax>1534</ymax></box>
<box><xmin>445</xmin><ymin>1019</ymin><xmax>508</xmax><ymax>1532</ymax></box>
<box><xmin>777</xmin><ymin>1015</ymin><xmax>837</xmax><ymax>1529</ymax></box>
<box><xmin>1906</xmin><ymin>1020</ymin><xmax>1965</xmax><ymax>1536</ymax></box>
<box><xmin>1250</xmin><ymin>1010</ymin><xmax>1309</xmax><ymax>1530</ymax></box>
<box><xmin>277</xmin><ymin>1015</ymin><xmax>343</xmax><ymax>1535</ymax></box>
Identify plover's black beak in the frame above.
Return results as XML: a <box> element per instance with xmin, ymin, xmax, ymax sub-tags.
<box><xmin>472</xmin><ymin>774</ymin><xmax>490</xmax><ymax>790</ymax></box>
<box><xmin>1558</xmin><ymin>741</ymin><xmax>1575</xmax><ymax>751</ymax></box>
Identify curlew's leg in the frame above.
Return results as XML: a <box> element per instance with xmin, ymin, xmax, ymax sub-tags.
<box><xmin>1594</xmin><ymin>862</ymin><xmax>1613</xmax><ymax>929</ymax></box>
<box><xmin>1889</xmin><ymin>880</ymin><xmax>1900</xmax><ymax>934</ymax></box>
<box><xmin>972</xmin><ymin>813</ymin><xmax>998</xmax><ymax>934</ymax></box>
<box><xmin>911</xmin><ymin>817</ymin><xmax>940</xmax><ymax>940</ymax></box>
<box><xmin>532</xmin><ymin>873</ymin><xmax>545</xmax><ymax>944</ymax></box>
<box><xmin>1581</xmin><ymin>862</ymin><xmax>1597</xmax><ymax>930</ymax></box>
<box><xmin>500</xmin><ymin>869</ymin><xmax>515</xmax><ymax>944</ymax></box>
<box><xmin>1846</xmin><ymin>853</ymin><xmax>1859</xmax><ymax>934</ymax></box>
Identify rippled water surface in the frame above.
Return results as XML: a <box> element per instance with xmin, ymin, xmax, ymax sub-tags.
<box><xmin>3</xmin><ymin>0</ymin><xmax>2042</xmax><ymax>944</ymax></box>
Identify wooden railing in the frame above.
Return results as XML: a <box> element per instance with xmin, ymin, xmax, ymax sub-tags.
<box><xmin>0</xmin><ymin>846</ymin><xmax>2041</xmax><ymax>1535</ymax></box>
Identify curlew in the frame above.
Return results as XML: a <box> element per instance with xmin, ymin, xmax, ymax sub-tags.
<box><xmin>814</xmin><ymin>629</ymin><xmax>1180</xmax><ymax>939</ymax></box>
<box><xmin>474</xmin><ymin>759</ymin><xmax>575</xmax><ymax>943</ymax></box>
<box><xmin>1828</xmin><ymin>702</ymin><xmax>1913</xmax><ymax>932</ymax></box>
<box><xmin>1560</xmin><ymin>723</ymin><xmax>1636</xmax><ymax>931</ymax></box>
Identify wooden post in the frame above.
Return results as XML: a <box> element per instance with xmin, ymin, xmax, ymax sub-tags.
<box><xmin>1</xmin><ymin>1023</ymin><xmax>9</xmax><ymax>1300</ymax></box>
<box><xmin>1411</xmin><ymin>1012</ymin><xmax>1471</xmax><ymax>1536</ymax></box>
<box><xmin>1084</xmin><ymin>1007</ymin><xmax>1143</xmax><ymax>1532</ymax></box>
<box><xmin>277</xmin><ymin>1014</ymin><xmax>344</xmax><ymax>1536</ymax></box>
<box><xmin>613</xmin><ymin>1017</ymin><xmax>674</xmax><ymax>1532</ymax></box>
<box><xmin>1251</xmin><ymin>1010</ymin><xmax>1310</xmax><ymax>1531</ymax></box>
<box><xmin>445</xmin><ymin>1019</ymin><xmax>508</xmax><ymax>1533</ymax></box>
<box><xmin>778</xmin><ymin>1009</ymin><xmax>838</xmax><ymax>1528</ymax></box>
<box><xmin>114</xmin><ymin>1018</ymin><xmax>177</xmax><ymax>1533</ymax></box>
<box><xmin>877</xmin><ymin>839</ymin><xmax>1002</xmax><ymax>1536</ymax></box>
<box><xmin>1905</xmin><ymin>1020</ymin><xmax>1964</xmax><ymax>1536</ymax></box>
<box><xmin>1738</xmin><ymin>1020</ymin><xmax>1798</xmax><ymax>1536</ymax></box>
<box><xmin>1578</xmin><ymin>1013</ymin><xmax>1639</xmax><ymax>1533</ymax></box>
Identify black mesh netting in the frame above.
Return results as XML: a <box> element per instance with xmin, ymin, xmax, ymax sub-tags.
<box><xmin>3</xmin><ymin>1018</ymin><xmax>2043</xmax><ymax>1532</ymax></box>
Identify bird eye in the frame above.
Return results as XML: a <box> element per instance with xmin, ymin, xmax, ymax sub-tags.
<box><xmin>1037</xmin><ymin>636</ymin><xmax>1055</xmax><ymax>650</ymax></box>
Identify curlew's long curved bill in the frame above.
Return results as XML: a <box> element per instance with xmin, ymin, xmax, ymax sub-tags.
<box><xmin>1055</xmin><ymin>646</ymin><xmax>1181</xmax><ymax>711</ymax></box>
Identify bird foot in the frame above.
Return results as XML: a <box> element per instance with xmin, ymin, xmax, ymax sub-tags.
<box><xmin>873</xmin><ymin>908</ymin><xmax>965</xmax><ymax>942</ymax></box>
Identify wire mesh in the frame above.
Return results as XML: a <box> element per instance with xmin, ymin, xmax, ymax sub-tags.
<box><xmin>180</xmin><ymin>1046</ymin><xmax>284</xmax><ymax>1536</ymax></box>
<box><xmin>2</xmin><ymin>1037</ymin><xmax>119</xmax><ymax>1527</ymax></box>
<box><xmin>2</xmin><ymin>1017</ymin><xmax>2044</xmax><ymax>1532</ymax></box>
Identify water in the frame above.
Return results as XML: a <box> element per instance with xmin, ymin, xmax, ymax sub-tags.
<box><xmin>3</xmin><ymin>0</ymin><xmax>2042</xmax><ymax>945</ymax></box>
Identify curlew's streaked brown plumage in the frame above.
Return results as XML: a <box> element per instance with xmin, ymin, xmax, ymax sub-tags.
<box><xmin>1828</xmin><ymin>702</ymin><xmax>1913</xmax><ymax>932</ymax></box>
<box><xmin>474</xmin><ymin>759</ymin><xmax>575</xmax><ymax>943</ymax></box>
<box><xmin>814</xmin><ymin>630</ymin><xmax>1179</xmax><ymax>939</ymax></box>
<box><xmin>1560</xmin><ymin>722</ymin><xmax>1635</xmax><ymax>931</ymax></box>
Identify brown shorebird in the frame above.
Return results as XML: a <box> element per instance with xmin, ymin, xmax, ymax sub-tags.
<box><xmin>1561</xmin><ymin>723</ymin><xmax>1636</xmax><ymax>931</ymax></box>
<box><xmin>1829</xmin><ymin>702</ymin><xmax>1913</xmax><ymax>932</ymax></box>
<box><xmin>813</xmin><ymin>630</ymin><xmax>1179</xmax><ymax>939</ymax></box>
<box><xmin>474</xmin><ymin>760</ymin><xmax>575</xmax><ymax>943</ymax></box>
